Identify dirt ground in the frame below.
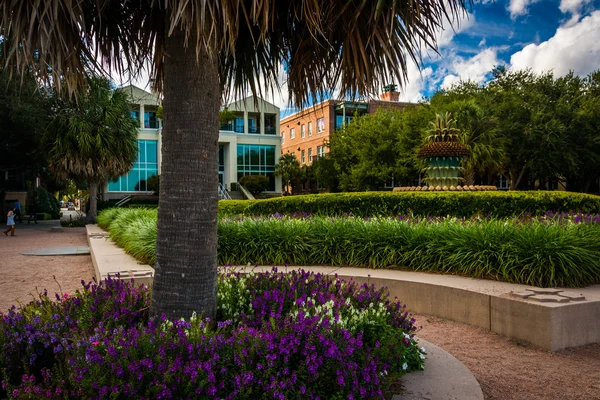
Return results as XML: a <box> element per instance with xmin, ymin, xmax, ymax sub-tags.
<box><xmin>0</xmin><ymin>222</ymin><xmax>95</xmax><ymax>312</ymax></box>
<box><xmin>0</xmin><ymin>223</ymin><xmax>599</xmax><ymax>399</ymax></box>
<box><xmin>416</xmin><ymin>314</ymin><xmax>600</xmax><ymax>400</ymax></box>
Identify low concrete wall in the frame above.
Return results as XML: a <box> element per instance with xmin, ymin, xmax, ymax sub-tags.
<box><xmin>338</xmin><ymin>275</ymin><xmax>491</xmax><ymax>330</ymax></box>
<box><xmin>86</xmin><ymin>225</ymin><xmax>154</xmax><ymax>286</ymax></box>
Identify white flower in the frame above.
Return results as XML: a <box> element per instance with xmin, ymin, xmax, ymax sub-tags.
<box><xmin>402</xmin><ymin>363</ymin><xmax>408</xmax><ymax>371</ymax></box>
<box><xmin>420</xmin><ymin>346</ymin><xmax>426</xmax><ymax>353</ymax></box>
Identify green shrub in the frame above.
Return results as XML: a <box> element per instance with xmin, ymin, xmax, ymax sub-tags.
<box><xmin>34</xmin><ymin>187</ymin><xmax>60</xmax><ymax>217</ymax></box>
<box><xmin>218</xmin><ymin>200</ymin><xmax>256</xmax><ymax>216</ymax></box>
<box><xmin>242</xmin><ymin>191</ymin><xmax>600</xmax><ymax>218</ymax></box>
<box><xmin>239</xmin><ymin>175</ymin><xmax>270</xmax><ymax>196</ymax></box>
<box><xmin>146</xmin><ymin>174</ymin><xmax>160</xmax><ymax>195</ymax></box>
<box><xmin>98</xmin><ymin>208</ymin><xmax>600</xmax><ymax>287</ymax></box>
<box><xmin>35</xmin><ymin>212</ymin><xmax>52</xmax><ymax>221</ymax></box>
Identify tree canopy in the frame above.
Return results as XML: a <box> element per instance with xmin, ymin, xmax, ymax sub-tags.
<box><xmin>45</xmin><ymin>77</ymin><xmax>139</xmax><ymax>217</ymax></box>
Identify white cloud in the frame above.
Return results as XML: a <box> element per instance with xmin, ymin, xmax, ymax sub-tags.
<box><xmin>559</xmin><ymin>0</ymin><xmax>591</xmax><ymax>14</ymax></box>
<box><xmin>508</xmin><ymin>0</ymin><xmax>539</xmax><ymax>19</ymax></box>
<box><xmin>440</xmin><ymin>48</ymin><xmax>499</xmax><ymax>90</ymax></box>
<box><xmin>478</xmin><ymin>38</ymin><xmax>487</xmax><ymax>47</ymax></box>
<box><xmin>510</xmin><ymin>11</ymin><xmax>600</xmax><ymax>76</ymax></box>
<box><xmin>398</xmin><ymin>64</ymin><xmax>434</xmax><ymax>102</ymax></box>
<box><xmin>434</xmin><ymin>11</ymin><xmax>476</xmax><ymax>49</ymax></box>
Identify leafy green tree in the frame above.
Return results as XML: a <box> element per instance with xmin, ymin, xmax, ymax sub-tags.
<box><xmin>0</xmin><ymin>0</ymin><xmax>468</xmax><ymax>320</ymax></box>
<box><xmin>45</xmin><ymin>77</ymin><xmax>139</xmax><ymax>218</ymax></box>
<box><xmin>328</xmin><ymin>106</ymin><xmax>432</xmax><ymax>191</ymax></box>
<box><xmin>275</xmin><ymin>153</ymin><xmax>301</xmax><ymax>195</ymax></box>
<box><xmin>311</xmin><ymin>153</ymin><xmax>340</xmax><ymax>192</ymax></box>
<box><xmin>0</xmin><ymin>68</ymin><xmax>51</xmax><ymax>221</ymax></box>
<box><xmin>239</xmin><ymin>175</ymin><xmax>270</xmax><ymax>196</ymax></box>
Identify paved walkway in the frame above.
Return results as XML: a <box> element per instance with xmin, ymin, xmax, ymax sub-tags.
<box><xmin>0</xmin><ymin>223</ymin><xmax>95</xmax><ymax>312</ymax></box>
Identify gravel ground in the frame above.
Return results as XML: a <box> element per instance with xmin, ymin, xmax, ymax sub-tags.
<box><xmin>1</xmin><ymin>224</ymin><xmax>599</xmax><ymax>399</ymax></box>
<box><xmin>416</xmin><ymin>314</ymin><xmax>600</xmax><ymax>400</ymax></box>
<box><xmin>0</xmin><ymin>222</ymin><xmax>95</xmax><ymax>312</ymax></box>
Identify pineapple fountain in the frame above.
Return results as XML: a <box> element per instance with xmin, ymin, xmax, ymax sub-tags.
<box><xmin>395</xmin><ymin>113</ymin><xmax>496</xmax><ymax>191</ymax></box>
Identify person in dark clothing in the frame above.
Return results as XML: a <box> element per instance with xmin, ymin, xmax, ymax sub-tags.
<box><xmin>28</xmin><ymin>198</ymin><xmax>38</xmax><ymax>224</ymax></box>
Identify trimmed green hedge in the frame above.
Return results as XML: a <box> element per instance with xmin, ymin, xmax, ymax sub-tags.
<box><xmin>228</xmin><ymin>191</ymin><xmax>600</xmax><ymax>218</ymax></box>
<box><xmin>218</xmin><ymin>200</ymin><xmax>256</xmax><ymax>216</ymax></box>
<box><xmin>36</xmin><ymin>212</ymin><xmax>53</xmax><ymax>221</ymax></box>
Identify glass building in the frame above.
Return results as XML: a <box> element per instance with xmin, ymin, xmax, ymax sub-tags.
<box><xmin>108</xmin><ymin>140</ymin><xmax>158</xmax><ymax>192</ymax></box>
<box><xmin>236</xmin><ymin>144</ymin><xmax>276</xmax><ymax>191</ymax></box>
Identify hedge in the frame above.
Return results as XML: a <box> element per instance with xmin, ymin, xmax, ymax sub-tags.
<box><xmin>35</xmin><ymin>212</ymin><xmax>53</xmax><ymax>221</ymax></box>
<box><xmin>229</xmin><ymin>191</ymin><xmax>600</xmax><ymax>218</ymax></box>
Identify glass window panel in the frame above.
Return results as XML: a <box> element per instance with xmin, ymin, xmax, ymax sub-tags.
<box><xmin>139</xmin><ymin>141</ymin><xmax>146</xmax><ymax>163</ymax></box>
<box><xmin>146</xmin><ymin>141</ymin><xmax>157</xmax><ymax>163</ymax></box>
<box><xmin>250</xmin><ymin>145</ymin><xmax>259</xmax><ymax>165</ymax></box>
<box><xmin>108</xmin><ymin>180</ymin><xmax>121</xmax><ymax>192</ymax></box>
<box><xmin>265</xmin><ymin>147</ymin><xmax>275</xmax><ymax>165</ymax></box>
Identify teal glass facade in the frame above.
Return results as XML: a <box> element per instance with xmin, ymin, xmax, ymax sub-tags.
<box><xmin>108</xmin><ymin>140</ymin><xmax>158</xmax><ymax>192</ymax></box>
<box><xmin>237</xmin><ymin>144</ymin><xmax>276</xmax><ymax>191</ymax></box>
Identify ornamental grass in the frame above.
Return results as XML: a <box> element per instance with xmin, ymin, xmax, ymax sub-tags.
<box><xmin>0</xmin><ymin>270</ymin><xmax>423</xmax><ymax>399</ymax></box>
<box><xmin>99</xmin><ymin>209</ymin><xmax>600</xmax><ymax>288</ymax></box>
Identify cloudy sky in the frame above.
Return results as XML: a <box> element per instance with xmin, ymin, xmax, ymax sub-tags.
<box><xmin>118</xmin><ymin>0</ymin><xmax>600</xmax><ymax>113</ymax></box>
<box><xmin>395</xmin><ymin>0</ymin><xmax>600</xmax><ymax>103</ymax></box>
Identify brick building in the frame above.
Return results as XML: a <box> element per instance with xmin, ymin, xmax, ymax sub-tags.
<box><xmin>280</xmin><ymin>87</ymin><xmax>414</xmax><ymax>167</ymax></box>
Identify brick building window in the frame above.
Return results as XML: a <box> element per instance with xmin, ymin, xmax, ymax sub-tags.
<box><xmin>308</xmin><ymin>122</ymin><xmax>313</xmax><ymax>136</ymax></box>
<box><xmin>301</xmin><ymin>124</ymin><xmax>306</xmax><ymax>138</ymax></box>
<box><xmin>281</xmin><ymin>131</ymin><xmax>285</xmax><ymax>144</ymax></box>
<box><xmin>308</xmin><ymin>148</ymin><xmax>313</xmax><ymax>162</ymax></box>
<box><xmin>301</xmin><ymin>150</ymin><xmax>305</xmax><ymax>164</ymax></box>
<box><xmin>317</xmin><ymin>145</ymin><xmax>325</xmax><ymax>158</ymax></box>
<box><xmin>290</xmin><ymin>128</ymin><xmax>295</xmax><ymax>139</ymax></box>
<box><xmin>317</xmin><ymin>118</ymin><xmax>325</xmax><ymax>133</ymax></box>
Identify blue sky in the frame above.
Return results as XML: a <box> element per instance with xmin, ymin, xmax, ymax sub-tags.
<box><xmin>393</xmin><ymin>0</ymin><xmax>600</xmax><ymax>102</ymax></box>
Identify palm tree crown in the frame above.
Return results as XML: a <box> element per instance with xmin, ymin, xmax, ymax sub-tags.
<box><xmin>1</xmin><ymin>0</ymin><xmax>470</xmax><ymax>105</ymax></box>
<box><xmin>45</xmin><ymin>77</ymin><xmax>139</xmax><ymax>217</ymax></box>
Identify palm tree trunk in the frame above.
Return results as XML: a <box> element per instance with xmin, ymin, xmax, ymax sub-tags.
<box><xmin>88</xmin><ymin>182</ymin><xmax>98</xmax><ymax>219</ymax></box>
<box><xmin>150</xmin><ymin>24</ymin><xmax>220</xmax><ymax>321</ymax></box>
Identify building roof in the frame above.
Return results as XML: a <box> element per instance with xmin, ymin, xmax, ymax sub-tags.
<box><xmin>226</xmin><ymin>96</ymin><xmax>280</xmax><ymax>114</ymax></box>
<box><xmin>119</xmin><ymin>84</ymin><xmax>161</xmax><ymax>106</ymax></box>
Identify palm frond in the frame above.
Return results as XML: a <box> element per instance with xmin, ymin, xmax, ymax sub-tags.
<box><xmin>1</xmin><ymin>0</ymin><xmax>470</xmax><ymax>106</ymax></box>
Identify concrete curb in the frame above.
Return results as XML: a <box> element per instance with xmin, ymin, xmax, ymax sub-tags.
<box><xmin>86</xmin><ymin>225</ymin><xmax>154</xmax><ymax>285</ymax></box>
<box><xmin>394</xmin><ymin>338</ymin><xmax>484</xmax><ymax>400</ymax></box>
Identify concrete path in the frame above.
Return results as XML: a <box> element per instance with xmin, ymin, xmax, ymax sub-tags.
<box><xmin>21</xmin><ymin>246</ymin><xmax>90</xmax><ymax>256</ymax></box>
<box><xmin>395</xmin><ymin>339</ymin><xmax>484</xmax><ymax>400</ymax></box>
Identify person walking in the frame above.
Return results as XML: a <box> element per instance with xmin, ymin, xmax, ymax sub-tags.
<box><xmin>28</xmin><ymin>197</ymin><xmax>38</xmax><ymax>224</ymax></box>
<box><xmin>4</xmin><ymin>210</ymin><xmax>16</xmax><ymax>236</ymax></box>
<box><xmin>13</xmin><ymin>200</ymin><xmax>22</xmax><ymax>223</ymax></box>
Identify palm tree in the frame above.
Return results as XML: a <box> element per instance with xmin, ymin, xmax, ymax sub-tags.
<box><xmin>448</xmin><ymin>99</ymin><xmax>507</xmax><ymax>186</ymax></box>
<box><xmin>275</xmin><ymin>153</ymin><xmax>301</xmax><ymax>195</ymax></box>
<box><xmin>45</xmin><ymin>77</ymin><xmax>139</xmax><ymax>219</ymax></box>
<box><xmin>0</xmin><ymin>0</ymin><xmax>469</xmax><ymax>321</ymax></box>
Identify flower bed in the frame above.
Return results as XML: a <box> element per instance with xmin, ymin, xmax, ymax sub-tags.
<box><xmin>0</xmin><ymin>270</ymin><xmax>423</xmax><ymax>399</ymax></box>
<box><xmin>99</xmin><ymin>208</ymin><xmax>600</xmax><ymax>288</ymax></box>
